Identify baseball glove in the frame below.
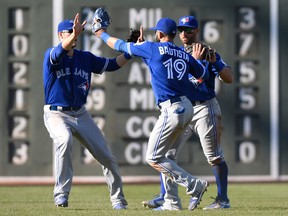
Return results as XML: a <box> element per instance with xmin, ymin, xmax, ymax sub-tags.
<box><xmin>184</xmin><ymin>44</ymin><xmax>193</xmax><ymax>55</ymax></box>
<box><xmin>126</xmin><ymin>29</ymin><xmax>141</xmax><ymax>42</ymax></box>
<box><xmin>185</xmin><ymin>42</ymin><xmax>216</xmax><ymax>61</ymax></box>
<box><xmin>92</xmin><ymin>7</ymin><xmax>112</xmax><ymax>34</ymax></box>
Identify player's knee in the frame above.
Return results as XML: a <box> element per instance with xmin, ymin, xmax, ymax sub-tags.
<box><xmin>147</xmin><ymin>161</ymin><xmax>162</xmax><ymax>172</ymax></box>
<box><xmin>146</xmin><ymin>158</ymin><xmax>155</xmax><ymax>167</ymax></box>
<box><xmin>146</xmin><ymin>156</ymin><xmax>157</xmax><ymax>167</ymax></box>
<box><xmin>208</xmin><ymin>157</ymin><xmax>223</xmax><ymax>166</ymax></box>
<box><xmin>55</xmin><ymin>131</ymin><xmax>73</xmax><ymax>149</ymax></box>
<box><xmin>146</xmin><ymin>156</ymin><xmax>166</xmax><ymax>172</ymax></box>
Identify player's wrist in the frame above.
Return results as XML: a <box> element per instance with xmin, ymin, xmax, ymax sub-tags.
<box><xmin>124</xmin><ymin>52</ymin><xmax>132</xmax><ymax>60</ymax></box>
<box><xmin>99</xmin><ymin>32</ymin><xmax>110</xmax><ymax>43</ymax></box>
<box><xmin>212</xmin><ymin>61</ymin><xmax>225</xmax><ymax>72</ymax></box>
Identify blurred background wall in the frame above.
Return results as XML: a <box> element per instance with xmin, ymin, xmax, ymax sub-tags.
<box><xmin>0</xmin><ymin>0</ymin><xmax>287</xmax><ymax>184</ymax></box>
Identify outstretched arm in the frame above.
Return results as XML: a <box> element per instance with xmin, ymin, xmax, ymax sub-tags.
<box><xmin>95</xmin><ymin>29</ymin><xmax>129</xmax><ymax>53</ymax></box>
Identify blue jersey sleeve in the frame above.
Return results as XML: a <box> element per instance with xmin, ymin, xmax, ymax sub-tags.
<box><xmin>75</xmin><ymin>51</ymin><xmax>120</xmax><ymax>74</ymax></box>
<box><xmin>188</xmin><ymin>56</ymin><xmax>208</xmax><ymax>80</ymax></box>
<box><xmin>126</xmin><ymin>42</ymin><xmax>153</xmax><ymax>59</ymax></box>
<box><xmin>104</xmin><ymin>58</ymin><xmax>121</xmax><ymax>71</ymax></box>
<box><xmin>115</xmin><ymin>40</ymin><xmax>153</xmax><ymax>60</ymax></box>
<box><xmin>49</xmin><ymin>43</ymin><xmax>69</xmax><ymax>65</ymax></box>
<box><xmin>89</xmin><ymin>55</ymin><xmax>120</xmax><ymax>73</ymax></box>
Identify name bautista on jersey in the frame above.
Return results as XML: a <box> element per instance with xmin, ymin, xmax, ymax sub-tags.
<box><xmin>158</xmin><ymin>46</ymin><xmax>189</xmax><ymax>61</ymax></box>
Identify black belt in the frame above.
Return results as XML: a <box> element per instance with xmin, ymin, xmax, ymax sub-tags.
<box><xmin>169</xmin><ymin>97</ymin><xmax>182</xmax><ymax>103</ymax></box>
<box><xmin>191</xmin><ymin>100</ymin><xmax>206</xmax><ymax>106</ymax></box>
<box><xmin>50</xmin><ymin>105</ymin><xmax>81</xmax><ymax>111</ymax></box>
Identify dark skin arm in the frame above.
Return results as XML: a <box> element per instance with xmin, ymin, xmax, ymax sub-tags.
<box><xmin>192</xmin><ymin>43</ymin><xmax>233</xmax><ymax>84</ymax></box>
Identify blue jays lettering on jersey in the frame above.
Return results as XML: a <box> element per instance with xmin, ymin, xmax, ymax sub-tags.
<box><xmin>43</xmin><ymin>43</ymin><xmax>120</xmax><ymax>107</ymax></box>
<box><xmin>114</xmin><ymin>41</ymin><xmax>207</xmax><ymax>105</ymax></box>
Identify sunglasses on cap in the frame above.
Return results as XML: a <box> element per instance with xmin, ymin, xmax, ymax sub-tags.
<box><xmin>61</xmin><ymin>28</ymin><xmax>85</xmax><ymax>34</ymax></box>
<box><xmin>61</xmin><ymin>29</ymin><xmax>73</xmax><ymax>33</ymax></box>
<box><xmin>178</xmin><ymin>27</ymin><xmax>195</xmax><ymax>34</ymax></box>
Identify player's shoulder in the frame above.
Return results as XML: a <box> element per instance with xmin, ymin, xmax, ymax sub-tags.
<box><xmin>132</xmin><ymin>41</ymin><xmax>152</xmax><ymax>48</ymax></box>
<box><xmin>45</xmin><ymin>46</ymin><xmax>54</xmax><ymax>52</ymax></box>
<box><xmin>44</xmin><ymin>47</ymin><xmax>54</xmax><ymax>59</ymax></box>
<box><xmin>74</xmin><ymin>49</ymin><xmax>94</xmax><ymax>57</ymax></box>
<box><xmin>74</xmin><ymin>49</ymin><xmax>87</xmax><ymax>54</ymax></box>
<box><xmin>133</xmin><ymin>41</ymin><xmax>148</xmax><ymax>45</ymax></box>
<box><xmin>215</xmin><ymin>52</ymin><xmax>221</xmax><ymax>58</ymax></box>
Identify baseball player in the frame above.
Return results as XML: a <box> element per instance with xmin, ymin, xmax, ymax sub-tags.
<box><xmin>42</xmin><ymin>13</ymin><xmax>131</xmax><ymax>209</ymax></box>
<box><xmin>142</xmin><ymin>16</ymin><xmax>233</xmax><ymax>210</ymax></box>
<box><xmin>92</xmin><ymin>8</ymin><xmax>209</xmax><ymax>211</ymax></box>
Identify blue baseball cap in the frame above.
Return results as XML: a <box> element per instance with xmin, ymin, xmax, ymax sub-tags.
<box><xmin>150</xmin><ymin>18</ymin><xmax>177</xmax><ymax>35</ymax></box>
<box><xmin>58</xmin><ymin>20</ymin><xmax>74</xmax><ymax>33</ymax></box>
<box><xmin>177</xmin><ymin>16</ymin><xmax>198</xmax><ymax>28</ymax></box>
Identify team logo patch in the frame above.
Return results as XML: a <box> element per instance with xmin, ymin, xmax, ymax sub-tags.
<box><xmin>190</xmin><ymin>76</ymin><xmax>202</xmax><ymax>88</ymax></box>
<box><xmin>181</xmin><ymin>17</ymin><xmax>190</xmax><ymax>24</ymax></box>
<box><xmin>78</xmin><ymin>81</ymin><xmax>89</xmax><ymax>95</ymax></box>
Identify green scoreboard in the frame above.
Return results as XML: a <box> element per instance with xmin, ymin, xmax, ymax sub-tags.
<box><xmin>0</xmin><ymin>0</ymin><xmax>286</xmax><ymax>182</ymax></box>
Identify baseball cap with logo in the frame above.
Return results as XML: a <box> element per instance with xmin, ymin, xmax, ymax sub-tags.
<box><xmin>150</xmin><ymin>18</ymin><xmax>177</xmax><ymax>35</ymax></box>
<box><xmin>58</xmin><ymin>20</ymin><xmax>74</xmax><ymax>33</ymax></box>
<box><xmin>177</xmin><ymin>16</ymin><xmax>198</xmax><ymax>29</ymax></box>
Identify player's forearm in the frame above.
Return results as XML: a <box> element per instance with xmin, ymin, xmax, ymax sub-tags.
<box><xmin>115</xmin><ymin>53</ymin><xmax>132</xmax><ymax>67</ymax></box>
<box><xmin>219</xmin><ymin>67</ymin><xmax>233</xmax><ymax>83</ymax></box>
<box><xmin>62</xmin><ymin>33</ymin><xmax>78</xmax><ymax>50</ymax></box>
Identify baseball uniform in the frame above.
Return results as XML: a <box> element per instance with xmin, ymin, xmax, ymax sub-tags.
<box><xmin>162</xmin><ymin>52</ymin><xmax>230</xmax><ymax>210</ymax></box>
<box><xmin>142</xmin><ymin>15</ymin><xmax>231</xmax><ymax>211</ymax></box>
<box><xmin>43</xmin><ymin>18</ymin><xmax>128</xmax><ymax>209</ymax></box>
<box><xmin>98</xmin><ymin>17</ymin><xmax>209</xmax><ymax>210</ymax></box>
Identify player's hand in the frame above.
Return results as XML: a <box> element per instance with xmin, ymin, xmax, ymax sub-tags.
<box><xmin>72</xmin><ymin>13</ymin><xmax>86</xmax><ymax>38</ymax></box>
<box><xmin>192</xmin><ymin>43</ymin><xmax>205</xmax><ymax>60</ymax></box>
<box><xmin>126</xmin><ymin>26</ymin><xmax>144</xmax><ymax>43</ymax></box>
<box><xmin>138</xmin><ymin>26</ymin><xmax>145</xmax><ymax>42</ymax></box>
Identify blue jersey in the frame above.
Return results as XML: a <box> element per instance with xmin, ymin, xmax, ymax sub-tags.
<box><xmin>117</xmin><ymin>41</ymin><xmax>206</xmax><ymax>105</ymax></box>
<box><xmin>186</xmin><ymin>51</ymin><xmax>229</xmax><ymax>101</ymax></box>
<box><xmin>43</xmin><ymin>43</ymin><xmax>120</xmax><ymax>106</ymax></box>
